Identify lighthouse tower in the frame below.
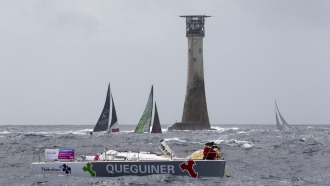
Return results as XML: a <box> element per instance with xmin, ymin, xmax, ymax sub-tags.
<box><xmin>169</xmin><ymin>15</ymin><xmax>211</xmax><ymax>130</ymax></box>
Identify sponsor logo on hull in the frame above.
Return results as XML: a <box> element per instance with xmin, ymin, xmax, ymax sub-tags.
<box><xmin>180</xmin><ymin>160</ymin><xmax>198</xmax><ymax>178</ymax></box>
<box><xmin>41</xmin><ymin>164</ymin><xmax>72</xmax><ymax>175</ymax></box>
<box><xmin>83</xmin><ymin>162</ymin><xmax>96</xmax><ymax>176</ymax></box>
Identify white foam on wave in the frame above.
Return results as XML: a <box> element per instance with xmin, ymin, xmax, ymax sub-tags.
<box><xmin>229</xmin><ymin>139</ymin><xmax>254</xmax><ymax>148</ymax></box>
<box><xmin>242</xmin><ymin>143</ymin><xmax>253</xmax><ymax>148</ymax></box>
<box><xmin>67</xmin><ymin>130</ymin><xmax>92</xmax><ymax>135</ymax></box>
<box><xmin>0</xmin><ymin>131</ymin><xmax>11</xmax><ymax>134</ymax></box>
<box><xmin>164</xmin><ymin>137</ymin><xmax>186</xmax><ymax>143</ymax></box>
<box><xmin>24</xmin><ymin>129</ymin><xmax>92</xmax><ymax>136</ymax></box>
<box><xmin>212</xmin><ymin>126</ymin><xmax>240</xmax><ymax>132</ymax></box>
<box><xmin>215</xmin><ymin>139</ymin><xmax>254</xmax><ymax>148</ymax></box>
<box><xmin>237</xmin><ymin>131</ymin><xmax>249</xmax><ymax>134</ymax></box>
<box><xmin>121</xmin><ymin>130</ymin><xmax>134</xmax><ymax>133</ymax></box>
<box><xmin>214</xmin><ymin>139</ymin><xmax>225</xmax><ymax>144</ymax></box>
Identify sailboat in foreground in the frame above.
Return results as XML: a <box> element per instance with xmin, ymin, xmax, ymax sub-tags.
<box><xmin>275</xmin><ymin>100</ymin><xmax>290</xmax><ymax>130</ymax></box>
<box><xmin>90</xmin><ymin>83</ymin><xmax>119</xmax><ymax>135</ymax></box>
<box><xmin>134</xmin><ymin>85</ymin><xmax>162</xmax><ymax>133</ymax></box>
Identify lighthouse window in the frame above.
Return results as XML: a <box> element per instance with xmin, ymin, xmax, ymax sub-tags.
<box><xmin>189</xmin><ymin>49</ymin><xmax>191</xmax><ymax>53</ymax></box>
<box><xmin>193</xmin><ymin>58</ymin><xmax>197</xmax><ymax>62</ymax></box>
<box><xmin>199</xmin><ymin>49</ymin><xmax>202</xmax><ymax>53</ymax></box>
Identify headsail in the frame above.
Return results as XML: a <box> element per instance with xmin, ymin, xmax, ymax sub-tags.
<box><xmin>151</xmin><ymin>102</ymin><xmax>162</xmax><ymax>133</ymax></box>
<box><xmin>93</xmin><ymin>84</ymin><xmax>110</xmax><ymax>132</ymax></box>
<box><xmin>108</xmin><ymin>95</ymin><xmax>119</xmax><ymax>133</ymax></box>
<box><xmin>134</xmin><ymin>85</ymin><xmax>153</xmax><ymax>133</ymax></box>
<box><xmin>275</xmin><ymin>108</ymin><xmax>282</xmax><ymax>130</ymax></box>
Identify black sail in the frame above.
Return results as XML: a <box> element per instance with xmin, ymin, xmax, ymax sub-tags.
<box><xmin>108</xmin><ymin>95</ymin><xmax>119</xmax><ymax>133</ymax></box>
<box><xmin>151</xmin><ymin>102</ymin><xmax>162</xmax><ymax>133</ymax></box>
<box><xmin>93</xmin><ymin>84</ymin><xmax>110</xmax><ymax>132</ymax></box>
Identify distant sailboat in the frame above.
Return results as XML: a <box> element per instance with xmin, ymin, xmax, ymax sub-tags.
<box><xmin>275</xmin><ymin>101</ymin><xmax>290</xmax><ymax>130</ymax></box>
<box><xmin>134</xmin><ymin>85</ymin><xmax>162</xmax><ymax>133</ymax></box>
<box><xmin>92</xmin><ymin>84</ymin><xmax>119</xmax><ymax>134</ymax></box>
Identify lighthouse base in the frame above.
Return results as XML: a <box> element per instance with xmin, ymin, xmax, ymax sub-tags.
<box><xmin>168</xmin><ymin>122</ymin><xmax>211</xmax><ymax>131</ymax></box>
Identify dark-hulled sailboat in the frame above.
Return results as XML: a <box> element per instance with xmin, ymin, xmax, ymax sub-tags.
<box><xmin>91</xmin><ymin>83</ymin><xmax>119</xmax><ymax>134</ymax></box>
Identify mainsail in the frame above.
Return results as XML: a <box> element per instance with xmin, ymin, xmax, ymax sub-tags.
<box><xmin>93</xmin><ymin>84</ymin><xmax>110</xmax><ymax>132</ymax></box>
<box><xmin>151</xmin><ymin>102</ymin><xmax>162</xmax><ymax>133</ymax></box>
<box><xmin>134</xmin><ymin>86</ymin><xmax>153</xmax><ymax>133</ymax></box>
<box><xmin>108</xmin><ymin>95</ymin><xmax>119</xmax><ymax>133</ymax></box>
<box><xmin>275</xmin><ymin>101</ymin><xmax>290</xmax><ymax>130</ymax></box>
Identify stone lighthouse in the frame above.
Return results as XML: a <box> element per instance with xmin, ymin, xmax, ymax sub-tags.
<box><xmin>169</xmin><ymin>15</ymin><xmax>211</xmax><ymax>130</ymax></box>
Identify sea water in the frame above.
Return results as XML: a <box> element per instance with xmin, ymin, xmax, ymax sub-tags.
<box><xmin>0</xmin><ymin>124</ymin><xmax>329</xmax><ymax>185</ymax></box>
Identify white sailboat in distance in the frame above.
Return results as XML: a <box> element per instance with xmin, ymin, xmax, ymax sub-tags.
<box><xmin>275</xmin><ymin>100</ymin><xmax>290</xmax><ymax>130</ymax></box>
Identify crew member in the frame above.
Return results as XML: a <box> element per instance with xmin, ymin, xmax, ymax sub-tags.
<box><xmin>203</xmin><ymin>142</ymin><xmax>221</xmax><ymax>160</ymax></box>
<box><xmin>104</xmin><ymin>148</ymin><xmax>108</xmax><ymax>160</ymax></box>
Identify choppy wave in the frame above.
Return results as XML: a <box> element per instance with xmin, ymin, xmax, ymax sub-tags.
<box><xmin>212</xmin><ymin>126</ymin><xmax>240</xmax><ymax>132</ymax></box>
<box><xmin>1</xmin><ymin>124</ymin><xmax>330</xmax><ymax>185</ymax></box>
<box><xmin>164</xmin><ymin>137</ymin><xmax>186</xmax><ymax>143</ymax></box>
<box><xmin>24</xmin><ymin>133</ymin><xmax>48</xmax><ymax>137</ymax></box>
<box><xmin>0</xmin><ymin>131</ymin><xmax>11</xmax><ymax>134</ymax></box>
<box><xmin>214</xmin><ymin>139</ymin><xmax>254</xmax><ymax>148</ymax></box>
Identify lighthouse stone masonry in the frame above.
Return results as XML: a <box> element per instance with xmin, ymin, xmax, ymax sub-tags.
<box><xmin>169</xmin><ymin>15</ymin><xmax>211</xmax><ymax>131</ymax></box>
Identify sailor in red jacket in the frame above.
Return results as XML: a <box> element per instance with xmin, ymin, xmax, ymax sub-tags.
<box><xmin>203</xmin><ymin>142</ymin><xmax>220</xmax><ymax>160</ymax></box>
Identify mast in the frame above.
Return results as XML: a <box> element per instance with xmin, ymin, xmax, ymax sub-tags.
<box><xmin>107</xmin><ymin>92</ymin><xmax>112</xmax><ymax>133</ymax></box>
<box><xmin>149</xmin><ymin>85</ymin><xmax>154</xmax><ymax>133</ymax></box>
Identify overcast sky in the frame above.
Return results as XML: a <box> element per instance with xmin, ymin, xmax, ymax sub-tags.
<box><xmin>1</xmin><ymin>0</ymin><xmax>330</xmax><ymax>125</ymax></box>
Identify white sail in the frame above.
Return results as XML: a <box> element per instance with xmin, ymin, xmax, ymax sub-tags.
<box><xmin>275</xmin><ymin>101</ymin><xmax>290</xmax><ymax>130</ymax></box>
